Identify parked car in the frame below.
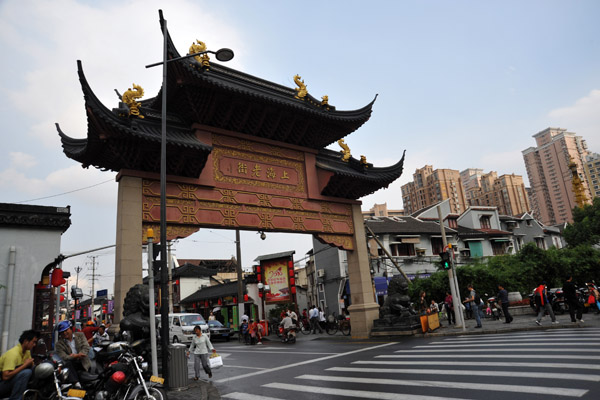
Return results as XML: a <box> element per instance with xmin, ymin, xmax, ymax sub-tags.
<box><xmin>156</xmin><ymin>313</ymin><xmax>210</xmax><ymax>343</ymax></box>
<box><xmin>207</xmin><ymin>320</ymin><xmax>233</xmax><ymax>341</ymax></box>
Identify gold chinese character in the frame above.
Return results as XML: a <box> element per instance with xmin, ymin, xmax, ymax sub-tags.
<box><xmin>252</xmin><ymin>164</ymin><xmax>261</xmax><ymax>177</ymax></box>
<box><xmin>281</xmin><ymin>171</ymin><xmax>289</xmax><ymax>180</ymax></box>
<box><xmin>266</xmin><ymin>167</ymin><xmax>276</xmax><ymax>179</ymax></box>
<box><xmin>238</xmin><ymin>162</ymin><xmax>248</xmax><ymax>174</ymax></box>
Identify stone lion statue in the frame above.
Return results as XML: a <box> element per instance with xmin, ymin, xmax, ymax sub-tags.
<box><xmin>379</xmin><ymin>274</ymin><xmax>416</xmax><ymax>319</ymax></box>
<box><xmin>119</xmin><ymin>283</ymin><xmax>152</xmax><ymax>341</ymax></box>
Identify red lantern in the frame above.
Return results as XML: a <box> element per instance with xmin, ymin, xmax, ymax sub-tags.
<box><xmin>257</xmin><ymin>274</ymin><xmax>262</xmax><ymax>282</ymax></box>
<box><xmin>60</xmin><ymin>295</ymin><xmax>65</xmax><ymax>302</ymax></box>
<box><xmin>244</xmin><ymin>294</ymin><xmax>249</xmax><ymax>302</ymax></box>
<box><xmin>218</xmin><ymin>298</ymin><xmax>222</xmax><ymax>306</ymax></box>
<box><xmin>290</xmin><ymin>277</ymin><xmax>295</xmax><ymax>286</ymax></box>
<box><xmin>291</xmin><ymin>286</ymin><xmax>296</xmax><ymax>294</ymax></box>
<box><xmin>51</xmin><ymin>269</ymin><xmax>63</xmax><ymax>287</ymax></box>
<box><xmin>288</xmin><ymin>261</ymin><xmax>293</xmax><ymax>269</ymax></box>
<box><xmin>256</xmin><ymin>266</ymin><xmax>261</xmax><ymax>274</ymax></box>
<box><xmin>204</xmin><ymin>300</ymin><xmax>209</xmax><ymax>308</ymax></box>
<box><xmin>233</xmin><ymin>297</ymin><xmax>237</xmax><ymax>304</ymax></box>
<box><xmin>258</xmin><ymin>291</ymin><xmax>263</xmax><ymax>298</ymax></box>
<box><xmin>60</xmin><ymin>286</ymin><xmax>66</xmax><ymax>293</ymax></box>
<box><xmin>289</xmin><ymin>269</ymin><xmax>294</xmax><ymax>277</ymax></box>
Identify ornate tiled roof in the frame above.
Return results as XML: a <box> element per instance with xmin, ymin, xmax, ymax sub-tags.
<box><xmin>0</xmin><ymin>203</ymin><xmax>71</xmax><ymax>233</ymax></box>
<box><xmin>365</xmin><ymin>216</ymin><xmax>453</xmax><ymax>235</ymax></box>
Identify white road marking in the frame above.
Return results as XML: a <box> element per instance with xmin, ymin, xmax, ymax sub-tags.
<box><xmin>223</xmin><ymin>365</ymin><xmax>267</xmax><ymax>370</ymax></box>
<box><xmin>327</xmin><ymin>366</ymin><xmax>600</xmax><ymax>382</ymax></box>
<box><xmin>414</xmin><ymin>342</ymin><xmax>600</xmax><ymax>348</ymax></box>
<box><xmin>353</xmin><ymin>360</ymin><xmax>600</xmax><ymax>370</ymax></box>
<box><xmin>212</xmin><ymin>350</ymin><xmax>338</xmax><ymax>355</ymax></box>
<box><xmin>442</xmin><ymin>334</ymin><xmax>600</xmax><ymax>341</ymax></box>
<box><xmin>295</xmin><ymin>374</ymin><xmax>587</xmax><ymax>397</ymax></box>
<box><xmin>262</xmin><ymin>382</ymin><xmax>471</xmax><ymax>400</ymax></box>
<box><xmin>379</xmin><ymin>354</ymin><xmax>599</xmax><ymax>360</ymax></box>
<box><xmin>223</xmin><ymin>392</ymin><xmax>284</xmax><ymax>400</ymax></box>
<box><xmin>431</xmin><ymin>338</ymin><xmax>600</xmax><ymax>344</ymax></box>
<box><xmin>398</xmin><ymin>348</ymin><xmax>600</xmax><ymax>353</ymax></box>
<box><xmin>214</xmin><ymin>342</ymin><xmax>396</xmax><ymax>383</ymax></box>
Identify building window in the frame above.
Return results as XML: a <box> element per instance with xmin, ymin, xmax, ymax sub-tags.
<box><xmin>431</xmin><ymin>237</ymin><xmax>444</xmax><ymax>255</ymax></box>
<box><xmin>447</xmin><ymin>218</ymin><xmax>458</xmax><ymax>228</ymax></box>
<box><xmin>390</xmin><ymin>243</ymin><xmax>415</xmax><ymax>256</ymax></box>
<box><xmin>491</xmin><ymin>241</ymin><xmax>507</xmax><ymax>255</ymax></box>
<box><xmin>480</xmin><ymin>215</ymin><xmax>491</xmax><ymax>229</ymax></box>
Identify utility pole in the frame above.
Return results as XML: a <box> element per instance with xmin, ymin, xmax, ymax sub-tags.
<box><xmin>88</xmin><ymin>256</ymin><xmax>98</xmax><ymax>321</ymax></box>
<box><xmin>74</xmin><ymin>266</ymin><xmax>82</xmax><ymax>321</ymax></box>
<box><xmin>437</xmin><ymin>205</ymin><xmax>465</xmax><ymax>332</ymax></box>
<box><xmin>235</xmin><ymin>229</ymin><xmax>244</xmax><ymax>325</ymax></box>
<box><xmin>167</xmin><ymin>241</ymin><xmax>173</xmax><ymax>313</ymax></box>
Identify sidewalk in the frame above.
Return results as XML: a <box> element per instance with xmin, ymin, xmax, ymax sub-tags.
<box><xmin>418</xmin><ymin>307</ymin><xmax>600</xmax><ymax>337</ymax></box>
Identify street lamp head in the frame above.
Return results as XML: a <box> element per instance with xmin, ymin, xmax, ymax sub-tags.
<box><xmin>215</xmin><ymin>48</ymin><xmax>234</xmax><ymax>62</ymax></box>
<box><xmin>257</xmin><ymin>282</ymin><xmax>264</xmax><ymax>290</ymax></box>
<box><xmin>259</xmin><ymin>231</ymin><xmax>266</xmax><ymax>240</ymax></box>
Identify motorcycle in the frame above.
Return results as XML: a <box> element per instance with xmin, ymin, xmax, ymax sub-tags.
<box><xmin>550</xmin><ymin>288</ymin><xmax>567</xmax><ymax>314</ymax></box>
<box><xmin>486</xmin><ymin>296</ymin><xmax>503</xmax><ymax>320</ymax></box>
<box><xmin>23</xmin><ymin>340</ymin><xmax>85</xmax><ymax>400</ymax></box>
<box><xmin>279</xmin><ymin>325</ymin><xmax>296</xmax><ymax>344</ymax></box>
<box><xmin>88</xmin><ymin>339</ymin><xmax>166</xmax><ymax>400</ymax></box>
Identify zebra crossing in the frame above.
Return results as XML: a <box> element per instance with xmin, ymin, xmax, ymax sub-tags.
<box><xmin>221</xmin><ymin>328</ymin><xmax>600</xmax><ymax>399</ymax></box>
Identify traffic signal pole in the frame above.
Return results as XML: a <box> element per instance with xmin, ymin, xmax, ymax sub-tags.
<box><xmin>437</xmin><ymin>206</ymin><xmax>465</xmax><ymax>332</ymax></box>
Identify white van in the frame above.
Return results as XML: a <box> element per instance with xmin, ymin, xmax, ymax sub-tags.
<box><xmin>156</xmin><ymin>313</ymin><xmax>210</xmax><ymax>343</ymax></box>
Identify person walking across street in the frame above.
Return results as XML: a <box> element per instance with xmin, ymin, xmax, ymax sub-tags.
<box><xmin>563</xmin><ymin>276</ymin><xmax>584</xmax><ymax>323</ymax></box>
<box><xmin>497</xmin><ymin>285</ymin><xmax>513</xmax><ymax>323</ymax></box>
<box><xmin>534</xmin><ymin>281</ymin><xmax>558</xmax><ymax>325</ymax></box>
<box><xmin>187</xmin><ymin>325</ymin><xmax>217</xmax><ymax>380</ymax></box>
<box><xmin>0</xmin><ymin>330</ymin><xmax>39</xmax><ymax>400</ymax></box>
<box><xmin>463</xmin><ymin>284</ymin><xmax>482</xmax><ymax>328</ymax></box>
<box><xmin>444</xmin><ymin>292</ymin><xmax>455</xmax><ymax>325</ymax></box>
<box><xmin>309</xmin><ymin>305</ymin><xmax>323</xmax><ymax>334</ymax></box>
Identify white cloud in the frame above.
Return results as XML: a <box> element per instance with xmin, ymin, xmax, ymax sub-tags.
<box><xmin>9</xmin><ymin>152</ymin><xmax>37</xmax><ymax>169</ymax></box>
<box><xmin>548</xmin><ymin>89</ymin><xmax>600</xmax><ymax>150</ymax></box>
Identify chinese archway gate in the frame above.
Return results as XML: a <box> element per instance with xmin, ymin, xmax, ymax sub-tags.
<box><xmin>58</xmin><ymin>15</ymin><xmax>404</xmax><ymax>338</ymax></box>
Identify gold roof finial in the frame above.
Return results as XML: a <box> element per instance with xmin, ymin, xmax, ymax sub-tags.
<box><xmin>189</xmin><ymin>40</ymin><xmax>210</xmax><ymax>68</ymax></box>
<box><xmin>122</xmin><ymin>83</ymin><xmax>144</xmax><ymax>118</ymax></box>
<box><xmin>338</xmin><ymin>139</ymin><xmax>351</xmax><ymax>162</ymax></box>
<box><xmin>294</xmin><ymin>75</ymin><xmax>307</xmax><ymax>99</ymax></box>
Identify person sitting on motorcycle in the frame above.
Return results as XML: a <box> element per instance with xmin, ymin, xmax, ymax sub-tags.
<box><xmin>279</xmin><ymin>313</ymin><xmax>295</xmax><ymax>337</ymax></box>
<box><xmin>55</xmin><ymin>321</ymin><xmax>91</xmax><ymax>385</ymax></box>
<box><xmin>92</xmin><ymin>324</ymin><xmax>109</xmax><ymax>347</ymax></box>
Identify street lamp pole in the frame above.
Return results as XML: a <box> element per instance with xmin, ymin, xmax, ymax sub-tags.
<box><xmin>145</xmin><ymin>10</ymin><xmax>234</xmax><ymax>387</ymax></box>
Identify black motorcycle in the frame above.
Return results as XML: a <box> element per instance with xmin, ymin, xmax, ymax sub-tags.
<box><xmin>486</xmin><ymin>296</ymin><xmax>503</xmax><ymax>320</ymax></box>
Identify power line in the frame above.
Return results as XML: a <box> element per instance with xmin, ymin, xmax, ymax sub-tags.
<box><xmin>15</xmin><ymin>179</ymin><xmax>114</xmax><ymax>204</ymax></box>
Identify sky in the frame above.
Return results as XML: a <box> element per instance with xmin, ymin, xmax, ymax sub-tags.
<box><xmin>1</xmin><ymin>0</ymin><xmax>599</xmax><ymax>299</ymax></box>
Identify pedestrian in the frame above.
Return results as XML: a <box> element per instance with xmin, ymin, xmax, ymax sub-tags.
<box><xmin>463</xmin><ymin>284</ymin><xmax>482</xmax><ymax>328</ymax></box>
<box><xmin>418</xmin><ymin>291</ymin><xmax>428</xmax><ymax>315</ymax></box>
<box><xmin>444</xmin><ymin>291</ymin><xmax>455</xmax><ymax>325</ymax></box>
<box><xmin>318</xmin><ymin>307</ymin><xmax>326</xmax><ymax>329</ymax></box>
<box><xmin>0</xmin><ymin>329</ymin><xmax>39</xmax><ymax>400</ymax></box>
<box><xmin>186</xmin><ymin>325</ymin><xmax>216</xmax><ymax>380</ymax></box>
<box><xmin>208</xmin><ymin>312</ymin><xmax>216</xmax><ymax>321</ymax></box>
<box><xmin>534</xmin><ymin>281</ymin><xmax>558</xmax><ymax>325</ymax></box>
<box><xmin>309</xmin><ymin>305</ymin><xmax>322</xmax><ymax>334</ymax></box>
<box><xmin>563</xmin><ymin>276</ymin><xmax>584</xmax><ymax>323</ymax></box>
<box><xmin>92</xmin><ymin>324</ymin><xmax>110</xmax><ymax>346</ymax></box>
<box><xmin>430</xmin><ymin>299</ymin><xmax>439</xmax><ymax>314</ymax></box>
<box><xmin>497</xmin><ymin>285</ymin><xmax>513</xmax><ymax>323</ymax></box>
<box><xmin>463</xmin><ymin>297</ymin><xmax>472</xmax><ymax>319</ymax></box>
<box><xmin>240</xmin><ymin>319</ymin><xmax>250</xmax><ymax>344</ymax></box>
<box><xmin>587</xmin><ymin>283</ymin><xmax>600</xmax><ymax>314</ymax></box>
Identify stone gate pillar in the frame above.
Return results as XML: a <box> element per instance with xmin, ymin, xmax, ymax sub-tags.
<box><xmin>347</xmin><ymin>204</ymin><xmax>379</xmax><ymax>338</ymax></box>
<box><xmin>113</xmin><ymin>175</ymin><xmax>143</xmax><ymax>325</ymax></box>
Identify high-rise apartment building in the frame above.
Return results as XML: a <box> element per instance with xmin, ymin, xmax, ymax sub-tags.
<box><xmin>460</xmin><ymin>169</ymin><xmax>530</xmax><ymax>216</ymax></box>
<box><xmin>583</xmin><ymin>152</ymin><xmax>600</xmax><ymax>200</ymax></box>
<box><xmin>522</xmin><ymin>127</ymin><xmax>591</xmax><ymax>225</ymax></box>
<box><xmin>362</xmin><ymin>203</ymin><xmax>404</xmax><ymax>219</ymax></box>
<box><xmin>401</xmin><ymin>165</ymin><xmax>467</xmax><ymax>215</ymax></box>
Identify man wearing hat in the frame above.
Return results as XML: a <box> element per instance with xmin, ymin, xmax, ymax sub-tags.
<box><xmin>55</xmin><ymin>321</ymin><xmax>91</xmax><ymax>383</ymax></box>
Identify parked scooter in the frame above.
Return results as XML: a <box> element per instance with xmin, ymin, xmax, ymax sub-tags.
<box><xmin>486</xmin><ymin>296</ymin><xmax>503</xmax><ymax>320</ymax></box>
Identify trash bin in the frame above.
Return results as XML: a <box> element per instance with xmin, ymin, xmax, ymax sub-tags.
<box><xmin>168</xmin><ymin>343</ymin><xmax>188</xmax><ymax>391</ymax></box>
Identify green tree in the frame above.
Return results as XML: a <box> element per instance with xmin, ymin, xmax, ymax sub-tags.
<box><xmin>564</xmin><ymin>197</ymin><xmax>600</xmax><ymax>247</ymax></box>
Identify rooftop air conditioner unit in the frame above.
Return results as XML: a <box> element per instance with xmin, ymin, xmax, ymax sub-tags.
<box><xmin>317</xmin><ymin>269</ymin><xmax>325</xmax><ymax>278</ymax></box>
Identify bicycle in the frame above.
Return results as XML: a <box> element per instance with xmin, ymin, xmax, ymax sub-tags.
<box><xmin>325</xmin><ymin>313</ymin><xmax>351</xmax><ymax>336</ymax></box>
<box><xmin>298</xmin><ymin>317</ymin><xmax>311</xmax><ymax>335</ymax></box>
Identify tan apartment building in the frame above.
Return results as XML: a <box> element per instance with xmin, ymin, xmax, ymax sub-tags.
<box><xmin>522</xmin><ymin>127</ymin><xmax>591</xmax><ymax>225</ymax></box>
<box><xmin>583</xmin><ymin>152</ymin><xmax>600</xmax><ymax>200</ymax></box>
<box><xmin>362</xmin><ymin>203</ymin><xmax>404</xmax><ymax>219</ymax></box>
<box><xmin>460</xmin><ymin>169</ymin><xmax>530</xmax><ymax>216</ymax></box>
<box><xmin>401</xmin><ymin>165</ymin><xmax>467</xmax><ymax>215</ymax></box>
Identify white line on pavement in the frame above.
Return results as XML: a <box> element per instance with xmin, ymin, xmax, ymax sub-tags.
<box><xmin>443</xmin><ymin>333</ymin><xmax>600</xmax><ymax>341</ymax></box>
<box><xmin>262</xmin><ymin>382</ymin><xmax>471</xmax><ymax>400</ymax></box>
<box><xmin>353</xmin><ymin>360</ymin><xmax>600</xmax><ymax>370</ymax></box>
<box><xmin>398</xmin><ymin>348</ymin><xmax>600</xmax><ymax>353</ymax></box>
<box><xmin>222</xmin><ymin>365</ymin><xmax>267</xmax><ymax>370</ymax></box>
<box><xmin>431</xmin><ymin>338</ymin><xmax>600</xmax><ymax>344</ymax></box>
<box><xmin>222</xmin><ymin>392</ymin><xmax>284</xmax><ymax>400</ymax></box>
<box><xmin>414</xmin><ymin>342</ymin><xmax>600</xmax><ymax>348</ymax></box>
<box><xmin>295</xmin><ymin>374</ymin><xmax>587</xmax><ymax>397</ymax></box>
<box><xmin>213</xmin><ymin>342</ymin><xmax>396</xmax><ymax>384</ymax></box>
<box><xmin>211</xmin><ymin>350</ymin><xmax>338</xmax><ymax>355</ymax></box>
<box><xmin>379</xmin><ymin>354</ymin><xmax>599</xmax><ymax>360</ymax></box>
<box><xmin>326</xmin><ymin>367</ymin><xmax>600</xmax><ymax>382</ymax></box>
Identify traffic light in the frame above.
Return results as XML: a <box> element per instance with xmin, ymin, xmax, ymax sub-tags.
<box><xmin>439</xmin><ymin>251</ymin><xmax>451</xmax><ymax>270</ymax></box>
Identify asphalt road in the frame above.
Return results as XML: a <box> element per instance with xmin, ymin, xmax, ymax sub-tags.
<box><xmin>196</xmin><ymin>327</ymin><xmax>600</xmax><ymax>400</ymax></box>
